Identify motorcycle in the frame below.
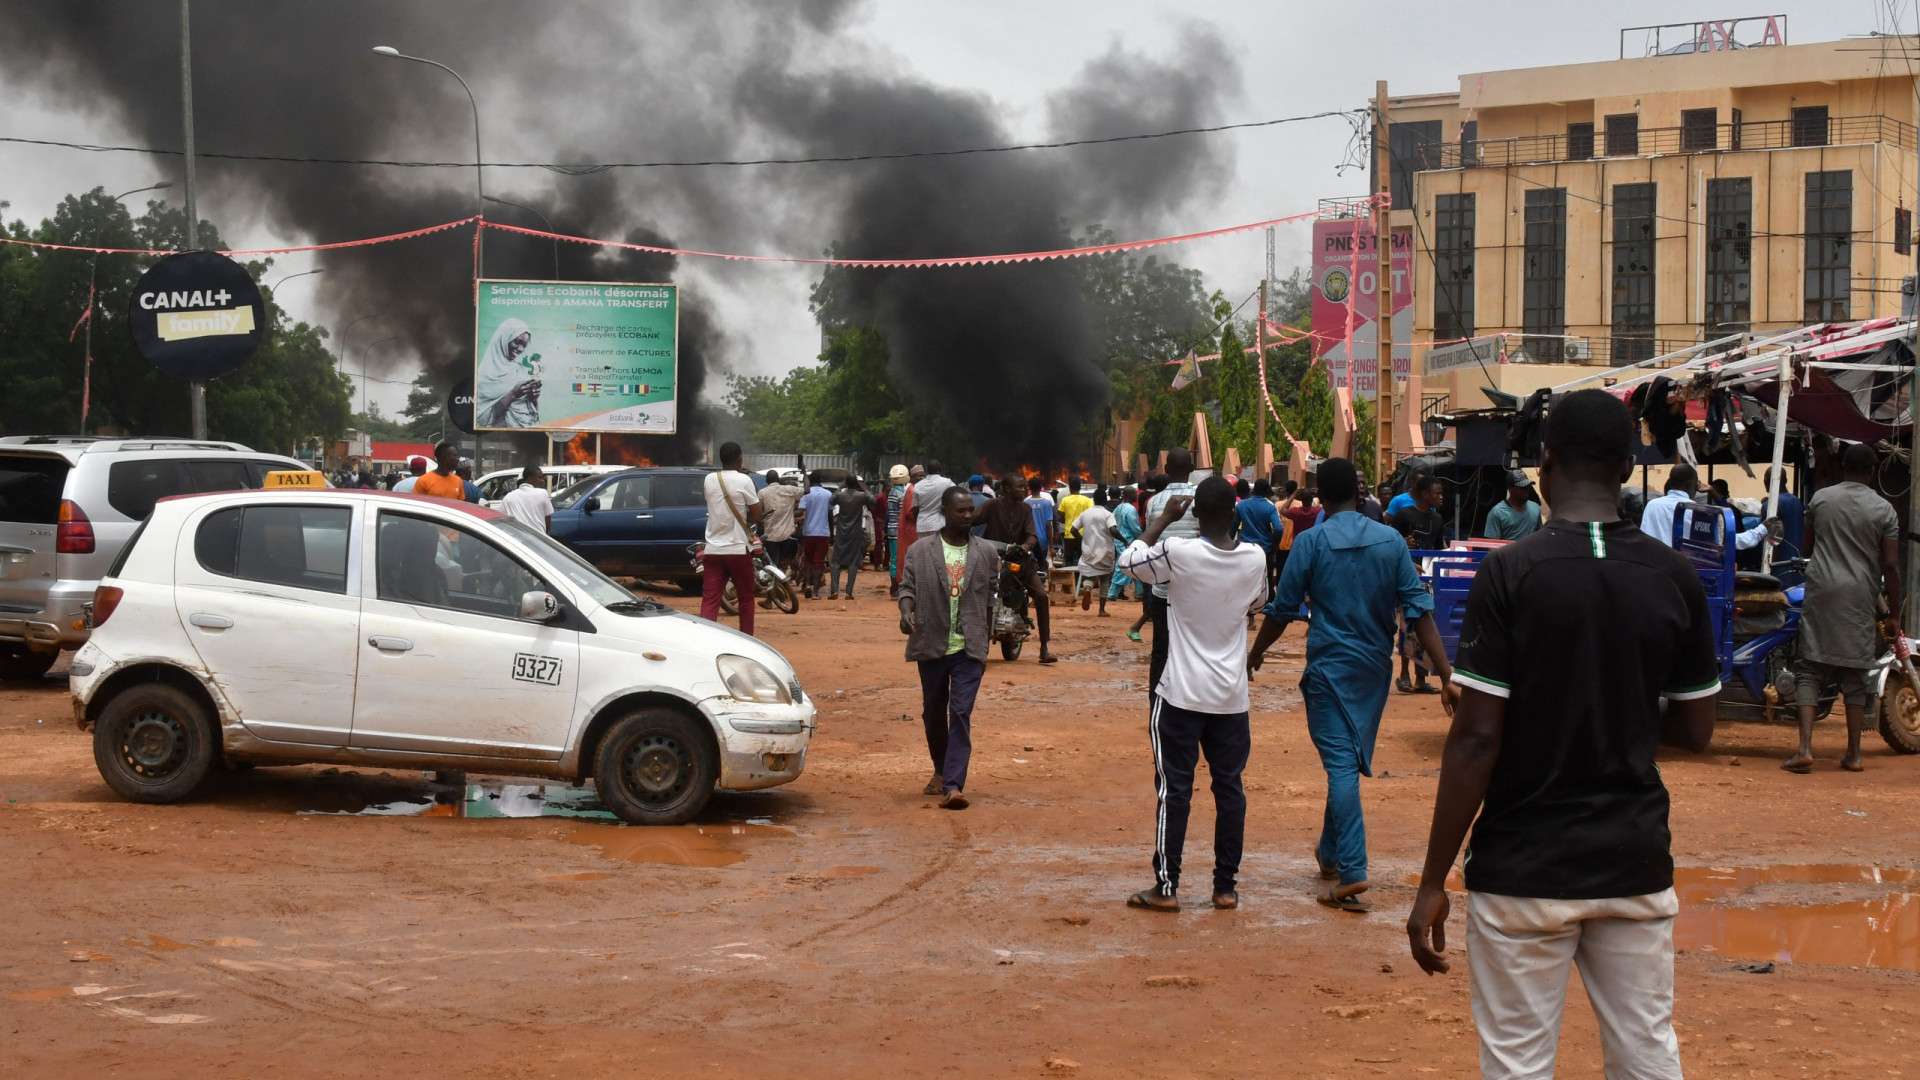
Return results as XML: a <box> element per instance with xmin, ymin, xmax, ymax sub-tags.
<box><xmin>1718</xmin><ymin>558</ymin><xmax>1920</xmax><ymax>753</ymax></box>
<box><xmin>985</xmin><ymin>540</ymin><xmax>1034</xmax><ymax>662</ymax></box>
<box><xmin>687</xmin><ymin>544</ymin><xmax>800</xmax><ymax>616</ymax></box>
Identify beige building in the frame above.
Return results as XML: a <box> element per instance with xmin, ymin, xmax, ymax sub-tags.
<box><xmin>1388</xmin><ymin>35</ymin><xmax>1919</xmax><ymax>415</ymax></box>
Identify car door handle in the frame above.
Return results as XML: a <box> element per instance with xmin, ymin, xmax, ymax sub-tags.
<box><xmin>633</xmin><ymin>513</ymin><xmax>653</xmax><ymax>519</ymax></box>
<box><xmin>189</xmin><ymin>613</ymin><xmax>234</xmax><ymax>630</ymax></box>
<box><xmin>368</xmin><ymin>636</ymin><xmax>414</xmax><ymax>653</ymax></box>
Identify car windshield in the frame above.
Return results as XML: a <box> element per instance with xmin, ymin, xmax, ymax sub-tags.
<box><xmin>493</xmin><ymin>519</ymin><xmax>659</xmax><ymax>611</ymax></box>
<box><xmin>551</xmin><ymin>476</ymin><xmax>600</xmax><ymax>510</ymax></box>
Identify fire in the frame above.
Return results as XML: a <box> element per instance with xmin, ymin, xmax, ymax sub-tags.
<box><xmin>562</xmin><ymin>435</ymin><xmax>593</xmax><ymax>465</ymax></box>
<box><xmin>597</xmin><ymin>435</ymin><xmax>653</xmax><ymax>467</ymax></box>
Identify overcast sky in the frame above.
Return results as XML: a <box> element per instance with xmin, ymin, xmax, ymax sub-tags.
<box><xmin>0</xmin><ymin>3</ymin><xmax>1876</xmax><ymax>420</ymax></box>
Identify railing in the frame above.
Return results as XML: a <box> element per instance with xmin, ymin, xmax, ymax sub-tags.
<box><xmin>1425</xmin><ymin>113</ymin><xmax>1914</xmax><ymax>170</ymax></box>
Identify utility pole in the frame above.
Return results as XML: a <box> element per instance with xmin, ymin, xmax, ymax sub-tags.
<box><xmin>1256</xmin><ymin>274</ymin><xmax>1268</xmax><ymax>453</ymax></box>
<box><xmin>181</xmin><ymin>0</ymin><xmax>207</xmax><ymax>439</ymax></box>
<box><xmin>1373</xmin><ymin>80</ymin><xmax>1394</xmax><ymax>485</ymax></box>
<box><xmin>1907</xmin><ymin>71</ymin><xmax>1920</xmax><ymax>633</ymax></box>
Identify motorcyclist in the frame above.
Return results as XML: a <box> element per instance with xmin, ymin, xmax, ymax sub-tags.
<box><xmin>980</xmin><ymin>475</ymin><xmax>1057</xmax><ymax>664</ymax></box>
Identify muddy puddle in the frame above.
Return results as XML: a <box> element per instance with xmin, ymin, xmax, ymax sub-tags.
<box><xmin>1675</xmin><ymin>864</ymin><xmax>1920</xmax><ymax>972</ymax></box>
<box><xmin>298</xmin><ymin>778</ymin><xmax>797</xmax><ymax>867</ymax></box>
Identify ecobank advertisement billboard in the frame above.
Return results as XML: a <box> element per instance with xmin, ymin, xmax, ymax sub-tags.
<box><xmin>473</xmin><ymin>279</ymin><xmax>678</xmax><ymax>434</ymax></box>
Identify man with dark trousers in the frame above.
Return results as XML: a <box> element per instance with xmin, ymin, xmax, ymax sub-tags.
<box><xmin>899</xmin><ymin>487</ymin><xmax>999</xmax><ymax>810</ymax></box>
<box><xmin>1118</xmin><ymin>476</ymin><xmax>1269</xmax><ymax>912</ymax></box>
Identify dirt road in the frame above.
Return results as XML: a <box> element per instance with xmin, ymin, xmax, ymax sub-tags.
<box><xmin>6</xmin><ymin>576</ymin><xmax>1919</xmax><ymax>1077</ymax></box>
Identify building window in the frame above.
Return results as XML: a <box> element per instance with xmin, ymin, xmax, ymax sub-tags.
<box><xmin>1523</xmin><ymin>188</ymin><xmax>1567</xmax><ymax>361</ymax></box>
<box><xmin>1705</xmin><ymin>178</ymin><xmax>1753</xmax><ymax>336</ymax></box>
<box><xmin>1792</xmin><ymin>105</ymin><xmax>1830</xmax><ymax>147</ymax></box>
<box><xmin>1384</xmin><ymin>120</ymin><xmax>1442</xmax><ymax>210</ymax></box>
<box><xmin>1898</xmin><ymin>206</ymin><xmax>1912</xmax><ymax>256</ymax></box>
<box><xmin>1605</xmin><ymin>113</ymin><xmax>1639</xmax><ymax>156</ymax></box>
<box><xmin>1567</xmin><ymin>122</ymin><xmax>1595</xmax><ymax>161</ymax></box>
<box><xmin>1611</xmin><ymin>183</ymin><xmax>1657</xmax><ymax>364</ymax></box>
<box><xmin>1434</xmin><ymin>194</ymin><xmax>1475</xmax><ymax>341</ymax></box>
<box><xmin>1804</xmin><ymin>170</ymin><xmax>1852</xmax><ymax>322</ymax></box>
<box><xmin>1681</xmin><ymin>108</ymin><xmax>1717</xmax><ymax>151</ymax></box>
<box><xmin>1459</xmin><ymin>121</ymin><xmax>1478</xmax><ymax>167</ymax></box>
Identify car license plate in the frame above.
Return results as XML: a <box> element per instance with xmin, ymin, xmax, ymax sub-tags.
<box><xmin>512</xmin><ymin>652</ymin><xmax>563</xmax><ymax>686</ymax></box>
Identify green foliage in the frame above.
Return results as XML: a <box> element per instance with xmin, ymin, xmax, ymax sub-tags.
<box><xmin>0</xmin><ymin>188</ymin><xmax>350</xmax><ymax>451</ymax></box>
<box><xmin>350</xmin><ymin>403</ymin><xmax>412</xmax><ymax>440</ymax></box>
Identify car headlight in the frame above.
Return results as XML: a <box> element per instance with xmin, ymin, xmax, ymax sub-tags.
<box><xmin>717</xmin><ymin>654</ymin><xmax>792</xmax><ymax>704</ymax></box>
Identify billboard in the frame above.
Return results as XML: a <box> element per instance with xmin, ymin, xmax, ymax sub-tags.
<box><xmin>474</xmin><ymin>279</ymin><xmax>678</xmax><ymax>434</ymax></box>
<box><xmin>1309</xmin><ymin>218</ymin><xmax>1411</xmax><ymax>400</ymax></box>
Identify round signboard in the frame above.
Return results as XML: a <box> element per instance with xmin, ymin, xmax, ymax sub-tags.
<box><xmin>128</xmin><ymin>251</ymin><xmax>267</xmax><ymax>380</ymax></box>
<box><xmin>447</xmin><ymin>378</ymin><xmax>476</xmax><ymax>434</ymax></box>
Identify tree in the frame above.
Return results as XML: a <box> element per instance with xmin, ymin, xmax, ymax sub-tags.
<box><xmin>725</xmin><ymin>367</ymin><xmax>835</xmax><ymax>449</ymax></box>
<box><xmin>0</xmin><ymin>188</ymin><xmax>351</xmax><ymax>451</ymax></box>
<box><xmin>399</xmin><ymin>373</ymin><xmax>448</xmax><ymax>441</ymax></box>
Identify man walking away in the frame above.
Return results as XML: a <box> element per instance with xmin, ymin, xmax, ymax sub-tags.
<box><xmin>1407</xmin><ymin>388</ymin><xmax>1717</xmax><ymax>1080</ymax></box>
<box><xmin>1124</xmin><ymin>474</ymin><xmax>1167</xmax><ymax>644</ymax></box>
<box><xmin>1144</xmin><ymin>449</ymin><xmax>1203</xmax><ymax>702</ymax></box>
<box><xmin>798</xmin><ymin>472</ymin><xmax>833</xmax><ymax>600</ymax></box>
<box><xmin>700</xmin><ymin>442</ymin><xmax>764</xmax><ymax>635</ymax></box>
<box><xmin>1108</xmin><ymin>484</ymin><xmax>1145</xmax><ymax>612</ymax></box>
<box><xmin>913</xmin><ymin>460</ymin><xmax>955</xmax><ymax>535</ymax></box>
<box><xmin>829</xmin><ymin>477</ymin><xmax>877</xmax><ymax>600</ymax></box>
<box><xmin>1783</xmin><ymin>441</ymin><xmax>1901</xmax><ymax>774</ymax></box>
<box><xmin>981</xmin><ymin>477</ymin><xmax>1057</xmax><ymax>663</ymax></box>
<box><xmin>966</xmin><ymin>474</ymin><xmax>993</xmax><ymax>536</ymax></box>
<box><xmin>1236</xmin><ymin>478</ymin><xmax>1284</xmax><ymax>597</ymax></box>
<box><xmin>1074</xmin><ymin>489</ymin><xmax>1117</xmax><ymax>616</ymax></box>
<box><xmin>758</xmin><ymin>470</ymin><xmax>803</xmax><ymax>581</ymax></box>
<box><xmin>501</xmin><ymin>464</ymin><xmax>555</xmax><ymax>533</ymax></box>
<box><xmin>1059</xmin><ymin>477</ymin><xmax>1094</xmax><ymax>571</ymax></box>
<box><xmin>1025</xmin><ymin>477</ymin><xmax>1058</xmax><ymax>564</ymax></box>
<box><xmin>1118</xmin><ymin>477</ymin><xmax>1268</xmax><ymax>912</ymax></box>
<box><xmin>1483</xmin><ymin>470</ymin><xmax>1540</xmax><ymax>540</ymax></box>
<box><xmin>899</xmin><ymin>487</ymin><xmax>998</xmax><ymax>809</ymax></box>
<box><xmin>1249</xmin><ymin>458</ymin><xmax>1453</xmax><ymax>911</ymax></box>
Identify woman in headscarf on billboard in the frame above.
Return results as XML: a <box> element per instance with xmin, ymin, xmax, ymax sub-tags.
<box><xmin>476</xmin><ymin>317</ymin><xmax>542</xmax><ymax>428</ymax></box>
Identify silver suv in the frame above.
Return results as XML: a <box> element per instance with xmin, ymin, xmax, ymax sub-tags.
<box><xmin>0</xmin><ymin>437</ymin><xmax>307</xmax><ymax>680</ymax></box>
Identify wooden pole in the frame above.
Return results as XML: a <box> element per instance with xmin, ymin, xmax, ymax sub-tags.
<box><xmin>1256</xmin><ymin>275</ymin><xmax>1268</xmax><ymax>452</ymax></box>
<box><xmin>1373</xmin><ymin>79</ymin><xmax>1395</xmax><ymax>485</ymax></box>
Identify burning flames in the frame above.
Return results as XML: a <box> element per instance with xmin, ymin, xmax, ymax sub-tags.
<box><xmin>556</xmin><ymin>434</ymin><xmax>654</xmax><ymax>467</ymax></box>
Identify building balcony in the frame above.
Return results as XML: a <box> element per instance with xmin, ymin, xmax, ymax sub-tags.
<box><xmin>1422</xmin><ymin>113</ymin><xmax>1914</xmax><ymax>170</ymax></box>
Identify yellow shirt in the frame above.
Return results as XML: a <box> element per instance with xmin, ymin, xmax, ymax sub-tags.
<box><xmin>1058</xmin><ymin>493</ymin><xmax>1093</xmax><ymax>537</ymax></box>
<box><xmin>413</xmin><ymin>471</ymin><xmax>467</xmax><ymax>501</ymax></box>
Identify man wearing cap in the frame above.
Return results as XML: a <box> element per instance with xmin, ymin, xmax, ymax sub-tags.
<box><xmin>1484</xmin><ymin>471</ymin><xmax>1542</xmax><ymax>540</ymax></box>
<box><xmin>884</xmin><ymin>464</ymin><xmax>912</xmax><ymax>592</ymax></box>
<box><xmin>391</xmin><ymin>455</ymin><xmax>430</xmax><ymax>493</ymax></box>
<box><xmin>967</xmin><ymin>474</ymin><xmax>993</xmax><ymax>537</ymax></box>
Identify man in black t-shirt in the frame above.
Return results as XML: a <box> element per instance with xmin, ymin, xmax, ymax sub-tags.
<box><xmin>1406</xmin><ymin>389</ymin><xmax>1717</xmax><ymax>1080</ymax></box>
<box><xmin>1390</xmin><ymin>473</ymin><xmax>1445</xmax><ymax>549</ymax></box>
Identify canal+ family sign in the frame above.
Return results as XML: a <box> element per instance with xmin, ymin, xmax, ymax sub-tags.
<box><xmin>128</xmin><ymin>251</ymin><xmax>267</xmax><ymax>380</ymax></box>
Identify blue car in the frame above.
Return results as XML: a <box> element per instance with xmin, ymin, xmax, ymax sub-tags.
<box><xmin>548</xmin><ymin>466</ymin><xmax>714</xmax><ymax>588</ymax></box>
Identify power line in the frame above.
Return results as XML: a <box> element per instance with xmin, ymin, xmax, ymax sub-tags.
<box><xmin>0</xmin><ymin>109</ymin><xmax>1365</xmax><ymax>173</ymax></box>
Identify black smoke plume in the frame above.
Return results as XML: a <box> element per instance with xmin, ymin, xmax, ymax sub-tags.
<box><xmin>7</xmin><ymin>2</ymin><xmax>1238</xmax><ymax>463</ymax></box>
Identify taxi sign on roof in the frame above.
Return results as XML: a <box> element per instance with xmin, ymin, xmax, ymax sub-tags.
<box><xmin>262</xmin><ymin>469</ymin><xmax>328</xmax><ymax>490</ymax></box>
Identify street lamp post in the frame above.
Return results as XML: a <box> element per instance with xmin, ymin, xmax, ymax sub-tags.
<box><xmin>358</xmin><ymin>335</ymin><xmax>400</xmax><ymax>419</ymax></box>
<box><xmin>83</xmin><ymin>181</ymin><xmax>173</xmax><ymax>432</ymax></box>
<box><xmin>484</xmin><ymin>194</ymin><xmax>560</xmax><ymax>279</ymax></box>
<box><xmin>371</xmin><ymin>45</ymin><xmax>483</xmax><ymax>274</ymax></box>
<box><xmin>268</xmin><ymin>267</ymin><xmax>326</xmax><ymax>294</ymax></box>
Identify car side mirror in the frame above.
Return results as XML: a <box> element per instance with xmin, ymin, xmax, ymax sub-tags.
<box><xmin>519</xmin><ymin>590</ymin><xmax>562</xmax><ymax>622</ymax></box>
<box><xmin>583</xmin><ymin>496</ymin><xmax>600</xmax><ymax>514</ymax></box>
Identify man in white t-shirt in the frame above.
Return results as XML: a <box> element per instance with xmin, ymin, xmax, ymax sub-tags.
<box><xmin>1117</xmin><ymin>474</ymin><xmax>1268</xmax><ymax>913</ymax></box>
<box><xmin>500</xmin><ymin>464</ymin><xmax>555</xmax><ymax>533</ymax></box>
<box><xmin>913</xmin><ymin>460</ymin><xmax>956</xmax><ymax>534</ymax></box>
<box><xmin>700</xmin><ymin>442</ymin><xmax>763</xmax><ymax>635</ymax></box>
<box><xmin>391</xmin><ymin>456</ymin><xmax>429</xmax><ymax>493</ymax></box>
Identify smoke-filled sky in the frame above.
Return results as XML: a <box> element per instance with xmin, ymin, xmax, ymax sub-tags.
<box><xmin>0</xmin><ymin>1</ymin><xmax>1873</xmax><ymax>449</ymax></box>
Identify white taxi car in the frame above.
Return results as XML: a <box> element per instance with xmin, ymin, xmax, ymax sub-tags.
<box><xmin>67</xmin><ymin>487</ymin><xmax>813</xmax><ymax>825</ymax></box>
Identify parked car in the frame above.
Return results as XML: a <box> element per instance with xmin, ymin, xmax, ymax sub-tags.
<box><xmin>547</xmin><ymin>467</ymin><xmax>715</xmax><ymax>589</ymax></box>
<box><xmin>474</xmin><ymin>464</ymin><xmax>625</xmax><ymax>509</ymax></box>
<box><xmin>0</xmin><ymin>437</ymin><xmax>310</xmax><ymax>680</ymax></box>
<box><xmin>67</xmin><ymin>487</ymin><xmax>813</xmax><ymax>824</ymax></box>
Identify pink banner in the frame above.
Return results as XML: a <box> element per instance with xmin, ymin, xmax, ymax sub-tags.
<box><xmin>1309</xmin><ymin>216</ymin><xmax>1411</xmax><ymax>400</ymax></box>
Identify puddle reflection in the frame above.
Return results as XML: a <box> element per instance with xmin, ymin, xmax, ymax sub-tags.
<box><xmin>1675</xmin><ymin>865</ymin><xmax>1920</xmax><ymax>972</ymax></box>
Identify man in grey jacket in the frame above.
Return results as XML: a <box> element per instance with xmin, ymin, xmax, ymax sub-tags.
<box><xmin>899</xmin><ymin>486</ymin><xmax>999</xmax><ymax>810</ymax></box>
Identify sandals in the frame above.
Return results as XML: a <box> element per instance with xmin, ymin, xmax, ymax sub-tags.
<box><xmin>1395</xmin><ymin>676</ymin><xmax>1415</xmax><ymax>693</ymax></box>
<box><xmin>1317</xmin><ymin>880</ymin><xmax>1372</xmax><ymax>913</ymax></box>
<box><xmin>1127</xmin><ymin>629</ymin><xmax>1143</xmax><ymax>643</ymax></box>
<box><xmin>1127</xmin><ymin>889</ymin><xmax>1180</xmax><ymax>913</ymax></box>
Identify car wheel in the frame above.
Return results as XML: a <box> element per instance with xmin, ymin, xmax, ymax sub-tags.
<box><xmin>593</xmin><ymin>707</ymin><xmax>717</xmax><ymax>825</ymax></box>
<box><xmin>0</xmin><ymin>646</ymin><xmax>58</xmax><ymax>682</ymax></box>
<box><xmin>92</xmin><ymin>683</ymin><xmax>218</xmax><ymax>803</ymax></box>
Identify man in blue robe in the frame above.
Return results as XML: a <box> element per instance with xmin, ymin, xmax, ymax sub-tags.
<box><xmin>1249</xmin><ymin>458</ymin><xmax>1455</xmax><ymax>911</ymax></box>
